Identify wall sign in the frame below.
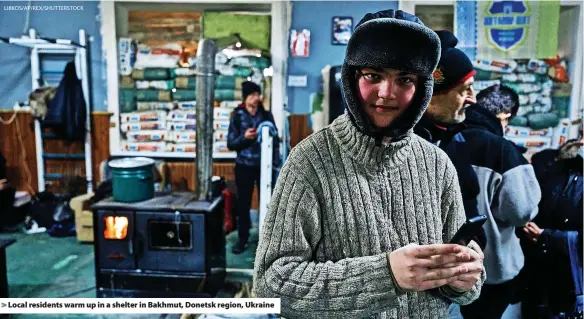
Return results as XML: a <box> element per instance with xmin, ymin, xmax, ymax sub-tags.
<box><xmin>332</xmin><ymin>16</ymin><xmax>352</xmax><ymax>45</ymax></box>
<box><xmin>456</xmin><ymin>0</ymin><xmax>560</xmax><ymax>60</ymax></box>
<box><xmin>290</xmin><ymin>29</ymin><xmax>310</xmax><ymax>57</ymax></box>
<box><xmin>287</xmin><ymin>75</ymin><xmax>308</xmax><ymax>87</ymax></box>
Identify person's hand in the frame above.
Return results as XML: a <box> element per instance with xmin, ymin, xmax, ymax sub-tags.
<box><xmin>446</xmin><ymin>243</ymin><xmax>484</xmax><ymax>293</ymax></box>
<box><xmin>388</xmin><ymin>243</ymin><xmax>474</xmax><ymax>292</ymax></box>
<box><xmin>0</xmin><ymin>179</ymin><xmax>7</xmax><ymax>191</ymax></box>
<box><xmin>244</xmin><ymin>128</ymin><xmax>257</xmax><ymax>140</ymax></box>
<box><xmin>523</xmin><ymin>222</ymin><xmax>543</xmax><ymax>242</ymax></box>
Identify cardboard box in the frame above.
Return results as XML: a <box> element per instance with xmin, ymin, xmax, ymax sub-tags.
<box><xmin>71</xmin><ymin>193</ymin><xmax>95</xmax><ymax>243</ymax></box>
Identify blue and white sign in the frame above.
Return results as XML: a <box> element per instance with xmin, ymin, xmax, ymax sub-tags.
<box><xmin>456</xmin><ymin>0</ymin><xmax>560</xmax><ymax>60</ymax></box>
<box><xmin>484</xmin><ymin>1</ymin><xmax>530</xmax><ymax>51</ymax></box>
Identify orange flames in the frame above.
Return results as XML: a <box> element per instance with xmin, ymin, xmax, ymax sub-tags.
<box><xmin>104</xmin><ymin>216</ymin><xmax>129</xmax><ymax>240</ymax></box>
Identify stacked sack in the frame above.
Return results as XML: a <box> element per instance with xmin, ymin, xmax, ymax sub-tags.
<box><xmin>168</xmin><ymin>68</ymin><xmax>198</xmax><ymax>153</ymax></box>
<box><xmin>120</xmin><ymin>110</ymin><xmax>168</xmax><ymax>152</ymax></box>
<box><xmin>117</xmin><ymin>38</ymin><xmax>270</xmax><ymax>155</ymax></box>
<box><xmin>212</xmin><ymin>52</ymin><xmax>270</xmax><ymax>154</ymax></box>
<box><xmin>213</xmin><ymin>102</ymin><xmax>235</xmax><ymax>154</ymax></box>
<box><xmin>473</xmin><ymin>56</ymin><xmax>573</xmax><ymax>157</ymax></box>
<box><xmin>215</xmin><ymin>52</ymin><xmax>270</xmax><ymax>82</ymax></box>
<box><xmin>119</xmin><ymin>67</ymin><xmax>184</xmax><ymax>152</ymax></box>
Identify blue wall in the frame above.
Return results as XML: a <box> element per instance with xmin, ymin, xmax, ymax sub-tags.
<box><xmin>0</xmin><ymin>1</ymin><xmax>398</xmax><ymax>114</ymax></box>
<box><xmin>0</xmin><ymin>1</ymin><xmax>105</xmax><ymax>110</ymax></box>
<box><xmin>287</xmin><ymin>1</ymin><xmax>398</xmax><ymax>114</ymax></box>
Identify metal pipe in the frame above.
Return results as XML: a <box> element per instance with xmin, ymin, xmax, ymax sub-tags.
<box><xmin>79</xmin><ymin>29</ymin><xmax>93</xmax><ymax>194</ymax></box>
<box><xmin>195</xmin><ymin>39</ymin><xmax>217</xmax><ymax>201</ymax></box>
<box><xmin>31</xmin><ymin>47</ymin><xmax>46</xmax><ymax>192</ymax></box>
<box><xmin>259</xmin><ymin>126</ymin><xmax>273</xmax><ymax>243</ymax></box>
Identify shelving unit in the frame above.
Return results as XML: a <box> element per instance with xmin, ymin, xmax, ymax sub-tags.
<box><xmin>2</xmin><ymin>29</ymin><xmax>93</xmax><ymax>194</ymax></box>
<box><xmin>100</xmin><ymin>1</ymin><xmax>289</xmax><ymax>159</ymax></box>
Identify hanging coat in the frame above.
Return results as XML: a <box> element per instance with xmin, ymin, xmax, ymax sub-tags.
<box><xmin>44</xmin><ymin>61</ymin><xmax>87</xmax><ymax>140</ymax></box>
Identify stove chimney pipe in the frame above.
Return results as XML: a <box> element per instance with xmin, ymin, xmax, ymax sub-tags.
<box><xmin>195</xmin><ymin>39</ymin><xmax>216</xmax><ymax>201</ymax></box>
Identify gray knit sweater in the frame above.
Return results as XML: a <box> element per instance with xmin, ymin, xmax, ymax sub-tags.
<box><xmin>253</xmin><ymin>114</ymin><xmax>485</xmax><ymax>318</ymax></box>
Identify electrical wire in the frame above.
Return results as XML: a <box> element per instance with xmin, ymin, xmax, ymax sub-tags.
<box><xmin>14</xmin><ymin>115</ymin><xmax>35</xmax><ymax>195</ymax></box>
<box><xmin>0</xmin><ymin>113</ymin><xmax>17</xmax><ymax>125</ymax></box>
<box><xmin>22</xmin><ymin>0</ymin><xmax>32</xmax><ymax>35</ymax></box>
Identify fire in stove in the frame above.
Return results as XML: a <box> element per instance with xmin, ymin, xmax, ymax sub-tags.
<box><xmin>104</xmin><ymin>216</ymin><xmax>129</xmax><ymax>240</ymax></box>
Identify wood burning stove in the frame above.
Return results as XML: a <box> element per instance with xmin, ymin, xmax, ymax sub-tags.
<box><xmin>92</xmin><ymin>192</ymin><xmax>225</xmax><ymax>297</ymax></box>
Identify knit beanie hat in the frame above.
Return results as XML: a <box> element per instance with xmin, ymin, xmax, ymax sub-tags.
<box><xmin>242</xmin><ymin>81</ymin><xmax>261</xmax><ymax>101</ymax></box>
<box><xmin>342</xmin><ymin>9</ymin><xmax>441</xmax><ymax>140</ymax></box>
<box><xmin>432</xmin><ymin>30</ymin><xmax>475</xmax><ymax>94</ymax></box>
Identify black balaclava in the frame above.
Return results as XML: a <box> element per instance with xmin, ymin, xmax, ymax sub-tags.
<box><xmin>341</xmin><ymin>9</ymin><xmax>441</xmax><ymax>141</ymax></box>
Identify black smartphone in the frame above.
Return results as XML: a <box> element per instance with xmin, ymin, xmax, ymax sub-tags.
<box><xmin>449</xmin><ymin>215</ymin><xmax>488</xmax><ymax>246</ymax></box>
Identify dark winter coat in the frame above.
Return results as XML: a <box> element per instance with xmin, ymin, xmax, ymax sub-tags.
<box><xmin>523</xmin><ymin>143</ymin><xmax>583</xmax><ymax>315</ymax></box>
<box><xmin>462</xmin><ymin>105</ymin><xmax>540</xmax><ymax>284</ymax></box>
<box><xmin>227</xmin><ymin>103</ymin><xmax>280</xmax><ymax>168</ymax></box>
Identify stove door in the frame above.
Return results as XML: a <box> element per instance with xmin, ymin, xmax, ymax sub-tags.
<box><xmin>135</xmin><ymin>211</ymin><xmax>205</xmax><ymax>272</ymax></box>
<box><xmin>96</xmin><ymin>210</ymin><xmax>136</xmax><ymax>269</ymax></box>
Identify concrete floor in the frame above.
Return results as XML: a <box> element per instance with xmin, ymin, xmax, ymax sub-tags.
<box><xmin>0</xmin><ymin>224</ymin><xmax>258</xmax><ymax>319</ymax></box>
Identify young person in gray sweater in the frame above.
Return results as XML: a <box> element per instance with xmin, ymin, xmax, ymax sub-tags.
<box><xmin>253</xmin><ymin>10</ymin><xmax>485</xmax><ymax>318</ymax></box>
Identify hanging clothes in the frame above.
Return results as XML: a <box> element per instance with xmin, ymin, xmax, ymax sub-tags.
<box><xmin>44</xmin><ymin>61</ymin><xmax>87</xmax><ymax>140</ymax></box>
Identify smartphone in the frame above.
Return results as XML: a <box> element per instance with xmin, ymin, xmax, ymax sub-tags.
<box><xmin>449</xmin><ymin>215</ymin><xmax>487</xmax><ymax>246</ymax></box>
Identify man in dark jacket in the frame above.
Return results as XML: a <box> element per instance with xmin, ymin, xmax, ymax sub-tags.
<box><xmin>460</xmin><ymin>84</ymin><xmax>541</xmax><ymax>318</ymax></box>
<box><xmin>227</xmin><ymin>81</ymin><xmax>280</xmax><ymax>254</ymax></box>
<box><xmin>475</xmin><ymin>84</ymin><xmax>527</xmax><ymax>154</ymax></box>
<box><xmin>475</xmin><ymin>83</ymin><xmax>519</xmax><ymax>131</ymax></box>
<box><xmin>413</xmin><ymin>30</ymin><xmax>485</xmax><ymax>249</ymax></box>
<box><xmin>521</xmin><ymin>137</ymin><xmax>583</xmax><ymax>318</ymax></box>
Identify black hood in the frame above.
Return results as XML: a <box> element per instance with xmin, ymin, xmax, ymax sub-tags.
<box><xmin>464</xmin><ymin>105</ymin><xmax>504</xmax><ymax>137</ymax></box>
<box><xmin>341</xmin><ymin>9</ymin><xmax>441</xmax><ymax>141</ymax></box>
